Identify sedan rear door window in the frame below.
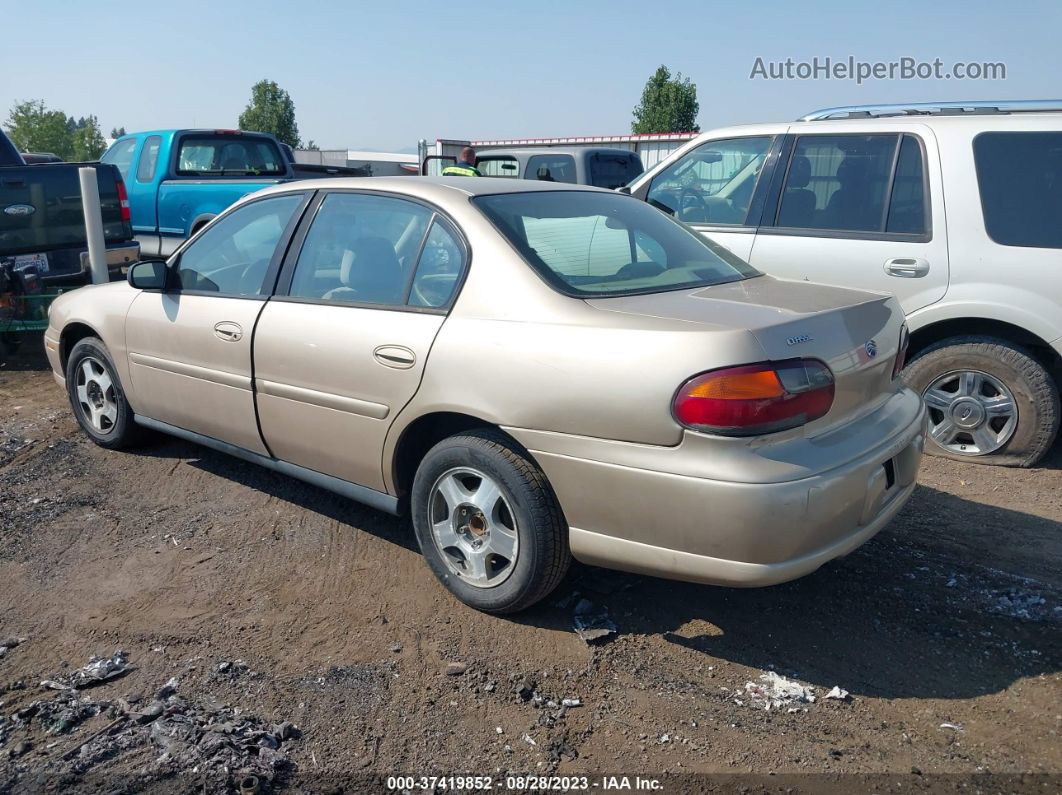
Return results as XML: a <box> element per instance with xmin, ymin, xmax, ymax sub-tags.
<box><xmin>287</xmin><ymin>193</ymin><xmax>432</xmax><ymax>305</ymax></box>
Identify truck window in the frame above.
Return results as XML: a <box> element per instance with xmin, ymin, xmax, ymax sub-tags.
<box><xmin>974</xmin><ymin>131</ymin><xmax>1062</xmax><ymax>249</ymax></box>
<box><xmin>175</xmin><ymin>135</ymin><xmax>285</xmax><ymax>177</ymax></box>
<box><xmin>101</xmin><ymin>138</ymin><xmax>137</xmax><ymax>181</ymax></box>
<box><xmin>589</xmin><ymin>153</ymin><xmax>643</xmax><ymax>189</ymax></box>
<box><xmin>0</xmin><ymin>131</ymin><xmax>23</xmax><ymax>166</ymax></box>
<box><xmin>525</xmin><ymin>155</ymin><xmax>577</xmax><ymax>183</ymax></box>
<box><xmin>136</xmin><ymin>136</ymin><xmax>162</xmax><ymax>183</ymax></box>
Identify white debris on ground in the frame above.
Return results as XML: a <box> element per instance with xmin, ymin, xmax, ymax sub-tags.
<box><xmin>40</xmin><ymin>651</ymin><xmax>133</xmax><ymax>691</ymax></box>
<box><xmin>740</xmin><ymin>672</ymin><xmax>850</xmax><ymax>711</ymax></box>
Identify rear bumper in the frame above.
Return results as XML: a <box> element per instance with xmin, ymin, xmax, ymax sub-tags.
<box><xmin>1</xmin><ymin>241</ymin><xmax>140</xmax><ymax>285</ymax></box>
<box><xmin>507</xmin><ymin>388</ymin><xmax>926</xmax><ymax>587</ymax></box>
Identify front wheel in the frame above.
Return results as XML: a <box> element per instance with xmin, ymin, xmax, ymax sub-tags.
<box><xmin>65</xmin><ymin>336</ymin><xmax>147</xmax><ymax>449</ymax></box>
<box><xmin>411</xmin><ymin>430</ymin><xmax>570</xmax><ymax>613</ymax></box>
<box><xmin>903</xmin><ymin>336</ymin><xmax>1060</xmax><ymax>467</ymax></box>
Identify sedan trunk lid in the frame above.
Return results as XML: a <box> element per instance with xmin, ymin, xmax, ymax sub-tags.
<box><xmin>585</xmin><ymin>275</ymin><xmax>904</xmax><ymax>432</ymax></box>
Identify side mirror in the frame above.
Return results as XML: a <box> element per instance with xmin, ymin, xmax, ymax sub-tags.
<box><xmin>128</xmin><ymin>259</ymin><xmax>168</xmax><ymax>290</ymax></box>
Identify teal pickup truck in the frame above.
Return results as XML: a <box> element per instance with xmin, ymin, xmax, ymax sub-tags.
<box><xmin>101</xmin><ymin>129</ymin><xmax>364</xmax><ymax>257</ymax></box>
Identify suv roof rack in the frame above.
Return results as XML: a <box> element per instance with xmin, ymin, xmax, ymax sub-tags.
<box><xmin>798</xmin><ymin>100</ymin><xmax>1062</xmax><ymax>121</ymax></box>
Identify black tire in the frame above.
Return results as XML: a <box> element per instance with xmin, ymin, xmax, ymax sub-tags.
<box><xmin>65</xmin><ymin>336</ymin><xmax>147</xmax><ymax>449</ymax></box>
<box><xmin>903</xmin><ymin>335</ymin><xmax>1060</xmax><ymax>467</ymax></box>
<box><xmin>411</xmin><ymin>429</ymin><xmax>570</xmax><ymax>613</ymax></box>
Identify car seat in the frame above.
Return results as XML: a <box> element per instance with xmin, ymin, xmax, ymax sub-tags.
<box><xmin>322</xmin><ymin>237</ymin><xmax>404</xmax><ymax>304</ymax></box>
<box><xmin>776</xmin><ymin>155</ymin><xmax>816</xmax><ymax>227</ymax></box>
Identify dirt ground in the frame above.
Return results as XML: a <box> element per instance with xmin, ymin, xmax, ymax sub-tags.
<box><xmin>1</xmin><ymin>346</ymin><xmax>1060</xmax><ymax>794</ymax></box>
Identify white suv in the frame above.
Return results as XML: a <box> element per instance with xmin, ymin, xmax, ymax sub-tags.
<box><xmin>627</xmin><ymin>100</ymin><xmax>1062</xmax><ymax>467</ymax></box>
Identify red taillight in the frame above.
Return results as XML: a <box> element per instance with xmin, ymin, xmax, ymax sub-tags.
<box><xmin>214</xmin><ymin>129</ymin><xmax>243</xmax><ymax>136</ymax></box>
<box><xmin>893</xmin><ymin>324</ymin><xmax>910</xmax><ymax>379</ymax></box>
<box><xmin>115</xmin><ymin>177</ymin><xmax>131</xmax><ymax>222</ymax></box>
<box><xmin>673</xmin><ymin>359</ymin><xmax>835</xmax><ymax>436</ymax></box>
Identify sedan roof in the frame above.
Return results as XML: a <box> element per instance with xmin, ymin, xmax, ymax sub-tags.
<box><xmin>254</xmin><ymin>175</ymin><xmax>613</xmax><ymax>203</ymax></box>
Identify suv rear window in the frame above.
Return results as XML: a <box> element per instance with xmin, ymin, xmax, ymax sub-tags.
<box><xmin>589</xmin><ymin>152</ymin><xmax>643</xmax><ymax>189</ymax></box>
<box><xmin>175</xmin><ymin>135</ymin><xmax>285</xmax><ymax>176</ymax></box>
<box><xmin>473</xmin><ymin>190</ymin><xmax>759</xmax><ymax>297</ymax></box>
<box><xmin>974</xmin><ymin>132</ymin><xmax>1062</xmax><ymax>249</ymax></box>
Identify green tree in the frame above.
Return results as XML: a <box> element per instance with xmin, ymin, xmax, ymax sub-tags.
<box><xmin>238</xmin><ymin>79</ymin><xmax>301</xmax><ymax>148</ymax></box>
<box><xmin>70</xmin><ymin>115</ymin><xmax>107</xmax><ymax>160</ymax></box>
<box><xmin>631</xmin><ymin>66</ymin><xmax>700</xmax><ymax>134</ymax></box>
<box><xmin>110</xmin><ymin>126</ymin><xmax>127</xmax><ymax>138</ymax></box>
<box><xmin>4</xmin><ymin>99</ymin><xmax>74</xmax><ymax>158</ymax></box>
<box><xmin>303</xmin><ymin>139</ymin><xmax>319</xmax><ymax>151</ymax></box>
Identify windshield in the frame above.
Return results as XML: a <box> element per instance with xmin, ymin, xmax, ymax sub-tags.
<box><xmin>473</xmin><ymin>190</ymin><xmax>759</xmax><ymax>297</ymax></box>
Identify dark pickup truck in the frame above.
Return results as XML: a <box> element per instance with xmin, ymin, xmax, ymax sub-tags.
<box><xmin>1</xmin><ymin>129</ymin><xmax>139</xmax><ymax>285</ymax></box>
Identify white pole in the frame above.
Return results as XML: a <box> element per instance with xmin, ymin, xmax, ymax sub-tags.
<box><xmin>78</xmin><ymin>166</ymin><xmax>108</xmax><ymax>285</ymax></box>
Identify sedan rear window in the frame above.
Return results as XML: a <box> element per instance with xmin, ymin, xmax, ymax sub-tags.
<box><xmin>473</xmin><ymin>190</ymin><xmax>759</xmax><ymax>296</ymax></box>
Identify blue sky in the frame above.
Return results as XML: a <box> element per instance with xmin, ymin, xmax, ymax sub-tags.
<box><xmin>2</xmin><ymin>0</ymin><xmax>1059</xmax><ymax>152</ymax></box>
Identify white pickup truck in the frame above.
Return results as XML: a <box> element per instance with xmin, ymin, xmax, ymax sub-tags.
<box><xmin>626</xmin><ymin>100</ymin><xmax>1062</xmax><ymax>467</ymax></box>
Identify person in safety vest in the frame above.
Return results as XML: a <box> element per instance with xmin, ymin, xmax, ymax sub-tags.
<box><xmin>442</xmin><ymin>147</ymin><xmax>481</xmax><ymax>177</ymax></box>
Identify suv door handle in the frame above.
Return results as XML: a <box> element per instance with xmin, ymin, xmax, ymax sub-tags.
<box><xmin>883</xmin><ymin>257</ymin><xmax>930</xmax><ymax>278</ymax></box>
<box><xmin>373</xmin><ymin>345</ymin><xmax>416</xmax><ymax>369</ymax></box>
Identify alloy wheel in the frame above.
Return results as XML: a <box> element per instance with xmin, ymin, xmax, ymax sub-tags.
<box><xmin>75</xmin><ymin>356</ymin><xmax>118</xmax><ymax>435</ymax></box>
<box><xmin>923</xmin><ymin>369</ymin><xmax>1018</xmax><ymax>455</ymax></box>
<box><xmin>428</xmin><ymin>467</ymin><xmax>519</xmax><ymax>588</ymax></box>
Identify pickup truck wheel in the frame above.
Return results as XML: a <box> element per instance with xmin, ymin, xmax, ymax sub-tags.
<box><xmin>65</xmin><ymin>337</ymin><xmax>147</xmax><ymax>450</ymax></box>
<box><xmin>411</xmin><ymin>429</ymin><xmax>570</xmax><ymax>614</ymax></box>
<box><xmin>903</xmin><ymin>336</ymin><xmax>1060</xmax><ymax>467</ymax></box>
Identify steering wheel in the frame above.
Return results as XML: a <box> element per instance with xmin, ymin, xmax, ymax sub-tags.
<box><xmin>411</xmin><ymin>273</ymin><xmax>456</xmax><ymax>308</ymax></box>
<box><xmin>678</xmin><ymin>188</ymin><xmax>709</xmax><ymax>221</ymax></box>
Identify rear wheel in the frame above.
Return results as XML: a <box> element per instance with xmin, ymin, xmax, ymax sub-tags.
<box><xmin>65</xmin><ymin>337</ymin><xmax>146</xmax><ymax>449</ymax></box>
<box><xmin>903</xmin><ymin>336</ymin><xmax>1060</xmax><ymax>467</ymax></box>
<box><xmin>411</xmin><ymin>429</ymin><xmax>570</xmax><ymax>613</ymax></box>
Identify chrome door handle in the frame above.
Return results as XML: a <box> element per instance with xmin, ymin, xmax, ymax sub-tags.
<box><xmin>373</xmin><ymin>345</ymin><xmax>416</xmax><ymax>369</ymax></box>
<box><xmin>883</xmin><ymin>257</ymin><xmax>930</xmax><ymax>278</ymax></box>
<box><xmin>213</xmin><ymin>321</ymin><xmax>243</xmax><ymax>341</ymax></box>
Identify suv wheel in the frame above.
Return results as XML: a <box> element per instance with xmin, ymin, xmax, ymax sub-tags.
<box><xmin>65</xmin><ymin>337</ymin><xmax>147</xmax><ymax>449</ymax></box>
<box><xmin>903</xmin><ymin>336</ymin><xmax>1060</xmax><ymax>467</ymax></box>
<box><xmin>411</xmin><ymin>429</ymin><xmax>570</xmax><ymax>613</ymax></box>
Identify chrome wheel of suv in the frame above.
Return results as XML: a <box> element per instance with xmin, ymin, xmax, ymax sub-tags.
<box><xmin>429</xmin><ymin>467</ymin><xmax>520</xmax><ymax>588</ymax></box>
<box><xmin>923</xmin><ymin>369</ymin><xmax>1017</xmax><ymax>455</ymax></box>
